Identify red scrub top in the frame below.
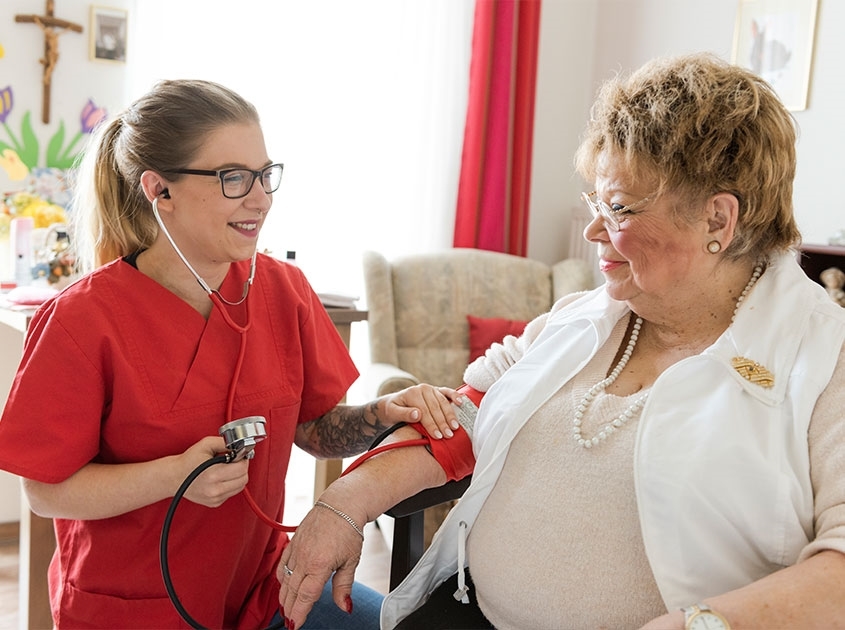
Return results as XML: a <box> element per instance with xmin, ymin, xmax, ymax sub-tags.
<box><xmin>0</xmin><ymin>254</ymin><xmax>358</xmax><ymax>629</ymax></box>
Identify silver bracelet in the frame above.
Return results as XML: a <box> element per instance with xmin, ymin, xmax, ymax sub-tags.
<box><xmin>314</xmin><ymin>500</ymin><xmax>365</xmax><ymax>539</ymax></box>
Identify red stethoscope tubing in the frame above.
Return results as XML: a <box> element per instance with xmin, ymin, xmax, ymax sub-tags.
<box><xmin>216</xmin><ymin>287</ymin><xmax>429</xmax><ymax>534</ymax></box>
<box><xmin>243</xmin><ymin>439</ymin><xmax>430</xmax><ymax>533</ymax></box>
<box><xmin>213</xmin><ymin>290</ymin><xmax>293</xmax><ymax>529</ymax></box>
<box><xmin>340</xmin><ymin>439</ymin><xmax>428</xmax><ymax>477</ymax></box>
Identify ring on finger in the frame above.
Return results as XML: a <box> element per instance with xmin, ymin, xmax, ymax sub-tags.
<box><xmin>283</xmin><ymin>564</ymin><xmax>293</xmax><ymax>577</ymax></box>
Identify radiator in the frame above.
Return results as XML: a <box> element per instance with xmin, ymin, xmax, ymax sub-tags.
<box><xmin>568</xmin><ymin>211</ymin><xmax>602</xmax><ymax>286</ymax></box>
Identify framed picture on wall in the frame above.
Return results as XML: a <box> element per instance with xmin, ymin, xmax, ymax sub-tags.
<box><xmin>89</xmin><ymin>6</ymin><xmax>128</xmax><ymax>63</ymax></box>
<box><xmin>731</xmin><ymin>0</ymin><xmax>819</xmax><ymax>111</ymax></box>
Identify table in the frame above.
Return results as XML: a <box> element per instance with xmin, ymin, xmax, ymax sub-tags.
<box><xmin>314</xmin><ymin>308</ymin><xmax>369</xmax><ymax>497</ymax></box>
<box><xmin>0</xmin><ymin>302</ymin><xmax>366</xmax><ymax>630</ymax></box>
<box><xmin>0</xmin><ymin>306</ymin><xmax>51</xmax><ymax>630</ymax></box>
<box><xmin>0</xmin><ymin>303</ymin><xmax>32</xmax><ymax>333</ymax></box>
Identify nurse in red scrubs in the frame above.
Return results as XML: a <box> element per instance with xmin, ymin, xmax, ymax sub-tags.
<box><xmin>0</xmin><ymin>79</ymin><xmax>460</xmax><ymax>629</ymax></box>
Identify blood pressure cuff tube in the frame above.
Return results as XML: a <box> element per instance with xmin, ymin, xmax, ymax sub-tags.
<box><xmin>408</xmin><ymin>383</ymin><xmax>482</xmax><ymax>482</ymax></box>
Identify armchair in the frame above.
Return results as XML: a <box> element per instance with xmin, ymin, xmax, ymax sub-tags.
<box><xmin>361</xmin><ymin>248</ymin><xmax>595</xmax><ymax>588</ymax></box>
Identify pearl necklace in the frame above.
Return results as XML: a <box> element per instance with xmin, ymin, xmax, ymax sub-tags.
<box><xmin>731</xmin><ymin>263</ymin><xmax>763</xmax><ymax>323</ymax></box>
<box><xmin>573</xmin><ymin>263</ymin><xmax>764</xmax><ymax>449</ymax></box>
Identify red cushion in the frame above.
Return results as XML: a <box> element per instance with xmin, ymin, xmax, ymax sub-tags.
<box><xmin>467</xmin><ymin>315</ymin><xmax>528</xmax><ymax>362</ymax></box>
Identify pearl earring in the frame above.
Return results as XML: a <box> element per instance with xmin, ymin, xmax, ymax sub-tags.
<box><xmin>707</xmin><ymin>240</ymin><xmax>722</xmax><ymax>254</ymax></box>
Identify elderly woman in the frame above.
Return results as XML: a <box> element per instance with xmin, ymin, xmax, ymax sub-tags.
<box><xmin>278</xmin><ymin>53</ymin><xmax>845</xmax><ymax>630</ymax></box>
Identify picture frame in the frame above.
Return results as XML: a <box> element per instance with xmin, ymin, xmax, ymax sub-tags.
<box><xmin>731</xmin><ymin>0</ymin><xmax>819</xmax><ymax>111</ymax></box>
<box><xmin>89</xmin><ymin>6</ymin><xmax>128</xmax><ymax>64</ymax></box>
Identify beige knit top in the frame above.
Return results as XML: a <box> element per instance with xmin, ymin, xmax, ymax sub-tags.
<box><xmin>464</xmin><ymin>307</ymin><xmax>845</xmax><ymax>630</ymax></box>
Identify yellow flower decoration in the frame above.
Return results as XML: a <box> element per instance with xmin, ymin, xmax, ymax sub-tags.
<box><xmin>0</xmin><ymin>148</ymin><xmax>30</xmax><ymax>181</ymax></box>
<box><xmin>3</xmin><ymin>191</ymin><xmax>67</xmax><ymax>229</ymax></box>
<box><xmin>0</xmin><ymin>212</ymin><xmax>10</xmax><ymax>239</ymax></box>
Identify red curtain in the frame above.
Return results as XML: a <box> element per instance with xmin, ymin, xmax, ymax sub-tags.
<box><xmin>453</xmin><ymin>0</ymin><xmax>542</xmax><ymax>256</ymax></box>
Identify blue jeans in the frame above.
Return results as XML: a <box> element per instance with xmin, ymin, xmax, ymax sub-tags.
<box><xmin>270</xmin><ymin>580</ymin><xmax>383</xmax><ymax>629</ymax></box>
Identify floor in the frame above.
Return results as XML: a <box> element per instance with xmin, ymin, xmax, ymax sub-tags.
<box><xmin>0</xmin><ymin>522</ymin><xmax>19</xmax><ymax>629</ymax></box>
<box><xmin>0</xmin><ymin>448</ymin><xmax>392</xmax><ymax>629</ymax></box>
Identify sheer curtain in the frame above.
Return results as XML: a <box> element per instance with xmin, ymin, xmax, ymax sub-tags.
<box><xmin>129</xmin><ymin>0</ymin><xmax>474</xmax><ymax>302</ymax></box>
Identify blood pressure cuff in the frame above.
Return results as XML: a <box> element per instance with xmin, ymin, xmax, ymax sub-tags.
<box><xmin>408</xmin><ymin>384</ymin><xmax>482</xmax><ymax>482</ymax></box>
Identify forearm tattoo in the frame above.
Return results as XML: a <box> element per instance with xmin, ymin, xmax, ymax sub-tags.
<box><xmin>303</xmin><ymin>400</ymin><xmax>392</xmax><ymax>459</ymax></box>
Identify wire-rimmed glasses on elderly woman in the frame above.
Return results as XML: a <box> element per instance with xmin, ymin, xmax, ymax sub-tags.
<box><xmin>581</xmin><ymin>190</ymin><xmax>652</xmax><ymax>231</ymax></box>
<box><xmin>167</xmin><ymin>163</ymin><xmax>284</xmax><ymax>199</ymax></box>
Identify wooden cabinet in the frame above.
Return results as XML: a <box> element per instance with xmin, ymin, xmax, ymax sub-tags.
<box><xmin>798</xmin><ymin>243</ymin><xmax>845</xmax><ymax>287</ymax></box>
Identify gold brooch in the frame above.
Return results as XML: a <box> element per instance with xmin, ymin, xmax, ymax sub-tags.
<box><xmin>731</xmin><ymin>357</ymin><xmax>774</xmax><ymax>389</ymax></box>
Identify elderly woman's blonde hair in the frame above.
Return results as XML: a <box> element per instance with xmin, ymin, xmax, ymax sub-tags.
<box><xmin>575</xmin><ymin>52</ymin><xmax>801</xmax><ymax>259</ymax></box>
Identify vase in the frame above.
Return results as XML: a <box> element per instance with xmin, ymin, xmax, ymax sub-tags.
<box><xmin>0</xmin><ymin>237</ymin><xmax>9</xmax><ymax>283</ymax></box>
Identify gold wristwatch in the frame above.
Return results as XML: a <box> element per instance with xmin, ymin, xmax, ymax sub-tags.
<box><xmin>682</xmin><ymin>603</ymin><xmax>731</xmax><ymax>630</ymax></box>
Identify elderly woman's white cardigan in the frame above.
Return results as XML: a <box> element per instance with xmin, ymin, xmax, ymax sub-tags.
<box><xmin>381</xmin><ymin>251</ymin><xmax>845</xmax><ymax>629</ymax></box>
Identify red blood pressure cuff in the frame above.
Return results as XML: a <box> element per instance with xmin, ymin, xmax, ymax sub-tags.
<box><xmin>409</xmin><ymin>422</ymin><xmax>475</xmax><ymax>481</ymax></box>
<box><xmin>408</xmin><ymin>384</ymin><xmax>482</xmax><ymax>482</ymax></box>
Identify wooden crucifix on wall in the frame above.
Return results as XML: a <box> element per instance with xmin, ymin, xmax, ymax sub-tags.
<box><xmin>15</xmin><ymin>0</ymin><xmax>83</xmax><ymax>125</ymax></box>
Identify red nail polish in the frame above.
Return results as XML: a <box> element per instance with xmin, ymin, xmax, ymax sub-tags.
<box><xmin>286</xmin><ymin>618</ymin><xmax>295</xmax><ymax>630</ymax></box>
<box><xmin>345</xmin><ymin>594</ymin><xmax>354</xmax><ymax>614</ymax></box>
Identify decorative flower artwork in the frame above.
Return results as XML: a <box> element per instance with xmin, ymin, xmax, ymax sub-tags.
<box><xmin>0</xmin><ymin>37</ymin><xmax>108</xmax><ymax>285</ymax></box>
<box><xmin>0</xmin><ymin>181</ymin><xmax>68</xmax><ymax>240</ymax></box>
<box><xmin>0</xmin><ymin>86</ymin><xmax>106</xmax><ymax>181</ymax></box>
<box><xmin>0</xmin><ymin>87</ymin><xmax>104</xmax><ymax>285</ymax></box>
<box><xmin>1</xmin><ymin>178</ymin><xmax>73</xmax><ymax>285</ymax></box>
<box><xmin>3</xmin><ymin>189</ymin><xmax>67</xmax><ymax>227</ymax></box>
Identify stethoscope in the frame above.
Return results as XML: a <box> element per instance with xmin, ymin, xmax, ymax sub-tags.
<box><xmin>151</xmin><ymin>194</ymin><xmax>256</xmax><ymax>330</ymax></box>
<box><xmin>151</xmin><ymin>194</ymin><xmax>290</xmax><ymax>629</ymax></box>
<box><xmin>151</xmin><ymin>194</ymin><xmax>430</xmax><ymax>628</ymax></box>
<box><xmin>150</xmin><ymin>194</ymin><xmax>258</xmax><ymax>424</ymax></box>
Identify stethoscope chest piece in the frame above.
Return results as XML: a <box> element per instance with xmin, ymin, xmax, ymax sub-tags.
<box><xmin>219</xmin><ymin>416</ymin><xmax>267</xmax><ymax>461</ymax></box>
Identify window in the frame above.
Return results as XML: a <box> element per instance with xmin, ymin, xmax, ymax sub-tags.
<box><xmin>130</xmin><ymin>0</ymin><xmax>474</xmax><ymax>303</ymax></box>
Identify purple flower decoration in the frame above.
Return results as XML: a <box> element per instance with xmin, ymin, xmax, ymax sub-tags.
<box><xmin>0</xmin><ymin>86</ymin><xmax>28</xmax><ymax>165</ymax></box>
<box><xmin>0</xmin><ymin>86</ymin><xmax>12</xmax><ymax>124</ymax></box>
<box><xmin>46</xmin><ymin>98</ymin><xmax>109</xmax><ymax>168</ymax></box>
<box><xmin>80</xmin><ymin>99</ymin><xmax>107</xmax><ymax>134</ymax></box>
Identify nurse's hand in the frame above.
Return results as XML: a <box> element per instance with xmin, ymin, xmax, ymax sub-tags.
<box><xmin>383</xmin><ymin>384</ymin><xmax>463</xmax><ymax>439</ymax></box>
<box><xmin>179</xmin><ymin>436</ymin><xmax>249</xmax><ymax>508</ymax></box>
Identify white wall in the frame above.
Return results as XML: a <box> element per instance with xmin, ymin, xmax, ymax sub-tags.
<box><xmin>528</xmin><ymin>0</ymin><xmax>845</xmax><ymax>266</ymax></box>
<box><xmin>127</xmin><ymin>0</ymin><xmax>473</xmax><ymax>300</ymax></box>
<box><xmin>528</xmin><ymin>0</ymin><xmax>599</xmax><ymax>266</ymax></box>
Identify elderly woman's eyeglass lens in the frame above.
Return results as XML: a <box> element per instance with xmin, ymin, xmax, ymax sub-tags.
<box><xmin>167</xmin><ymin>163</ymin><xmax>284</xmax><ymax>199</ymax></box>
<box><xmin>581</xmin><ymin>190</ymin><xmax>651</xmax><ymax>230</ymax></box>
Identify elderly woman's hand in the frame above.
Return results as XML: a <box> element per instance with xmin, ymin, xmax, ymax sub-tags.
<box><xmin>278</xmin><ymin>495</ymin><xmax>366</xmax><ymax>630</ymax></box>
<box><xmin>639</xmin><ymin>609</ymin><xmax>685</xmax><ymax>629</ymax></box>
<box><xmin>383</xmin><ymin>384</ymin><xmax>463</xmax><ymax>439</ymax></box>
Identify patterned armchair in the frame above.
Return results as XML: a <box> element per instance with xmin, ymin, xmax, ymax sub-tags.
<box><xmin>362</xmin><ymin>248</ymin><xmax>595</xmax><ymax>395</ymax></box>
